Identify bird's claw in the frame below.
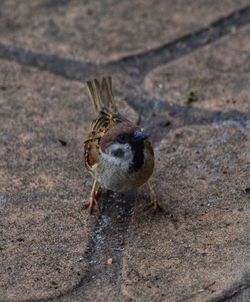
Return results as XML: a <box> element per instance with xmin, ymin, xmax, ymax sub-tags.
<box><xmin>144</xmin><ymin>198</ymin><xmax>164</xmax><ymax>211</ymax></box>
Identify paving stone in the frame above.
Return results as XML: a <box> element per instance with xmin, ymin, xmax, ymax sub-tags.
<box><xmin>0</xmin><ymin>59</ymin><xmax>137</xmax><ymax>301</ymax></box>
<box><xmin>0</xmin><ymin>0</ymin><xmax>249</xmax><ymax>63</ymax></box>
<box><xmin>145</xmin><ymin>25</ymin><xmax>250</xmax><ymax>107</ymax></box>
<box><xmin>121</xmin><ymin>122</ymin><xmax>250</xmax><ymax>302</ymax></box>
<box><xmin>121</xmin><ymin>23</ymin><xmax>250</xmax><ymax>302</ymax></box>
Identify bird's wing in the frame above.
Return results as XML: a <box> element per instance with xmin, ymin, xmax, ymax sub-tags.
<box><xmin>84</xmin><ymin>110</ymin><xmax>129</xmax><ymax>170</ymax></box>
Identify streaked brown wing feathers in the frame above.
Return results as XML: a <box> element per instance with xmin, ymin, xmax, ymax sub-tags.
<box><xmin>84</xmin><ymin>111</ymin><xmax>129</xmax><ymax>170</ymax></box>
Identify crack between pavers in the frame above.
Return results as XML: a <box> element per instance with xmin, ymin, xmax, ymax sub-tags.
<box><xmin>113</xmin><ymin>5</ymin><xmax>250</xmax><ymax>78</ymax></box>
<box><xmin>20</xmin><ymin>192</ymin><xmax>136</xmax><ymax>302</ymax></box>
<box><xmin>124</xmin><ymin>94</ymin><xmax>250</xmax><ymax>145</ymax></box>
<box><xmin>55</xmin><ymin>191</ymin><xmax>136</xmax><ymax>302</ymax></box>
<box><xmin>0</xmin><ymin>6</ymin><xmax>250</xmax><ymax>84</ymax></box>
<box><xmin>108</xmin><ymin>6</ymin><xmax>250</xmax><ymax>63</ymax></box>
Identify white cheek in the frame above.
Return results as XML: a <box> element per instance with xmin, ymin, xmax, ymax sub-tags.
<box><xmin>101</xmin><ymin>143</ymin><xmax>134</xmax><ymax>167</ymax></box>
<box><xmin>109</xmin><ymin>143</ymin><xmax>132</xmax><ymax>158</ymax></box>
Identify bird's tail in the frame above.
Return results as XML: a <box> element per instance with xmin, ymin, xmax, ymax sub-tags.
<box><xmin>86</xmin><ymin>76</ymin><xmax>118</xmax><ymax>114</ymax></box>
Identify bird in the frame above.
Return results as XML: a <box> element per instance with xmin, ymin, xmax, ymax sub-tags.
<box><xmin>83</xmin><ymin>76</ymin><xmax>161</xmax><ymax>213</ymax></box>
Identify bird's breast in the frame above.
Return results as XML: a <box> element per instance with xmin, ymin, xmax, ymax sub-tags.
<box><xmin>93</xmin><ymin>147</ymin><xmax>154</xmax><ymax>192</ymax></box>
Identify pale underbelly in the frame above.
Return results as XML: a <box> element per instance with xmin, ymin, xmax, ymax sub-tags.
<box><xmin>94</xmin><ymin>163</ymin><xmax>152</xmax><ymax>192</ymax></box>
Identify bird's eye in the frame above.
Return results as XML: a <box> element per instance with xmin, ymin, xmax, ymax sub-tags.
<box><xmin>117</xmin><ymin>134</ymin><xmax>128</xmax><ymax>144</ymax></box>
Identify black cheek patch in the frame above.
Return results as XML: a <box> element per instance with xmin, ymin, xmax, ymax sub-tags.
<box><xmin>112</xmin><ymin>148</ymin><xmax>124</xmax><ymax>158</ymax></box>
<box><xmin>130</xmin><ymin>141</ymin><xmax>144</xmax><ymax>172</ymax></box>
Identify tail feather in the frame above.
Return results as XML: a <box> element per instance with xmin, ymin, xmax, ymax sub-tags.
<box><xmin>86</xmin><ymin>79</ymin><xmax>102</xmax><ymax>113</ymax></box>
<box><xmin>86</xmin><ymin>77</ymin><xmax>117</xmax><ymax>114</ymax></box>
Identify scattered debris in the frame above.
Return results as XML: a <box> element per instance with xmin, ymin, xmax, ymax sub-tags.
<box><xmin>157</xmin><ymin>82</ymin><xmax>163</xmax><ymax>89</ymax></box>
<box><xmin>159</xmin><ymin>120</ymin><xmax>171</xmax><ymax>127</ymax></box>
<box><xmin>58</xmin><ymin>139</ymin><xmax>67</xmax><ymax>146</ymax></box>
<box><xmin>245</xmin><ymin>188</ymin><xmax>250</xmax><ymax>195</ymax></box>
<box><xmin>106</xmin><ymin>258</ymin><xmax>113</xmax><ymax>265</ymax></box>
<box><xmin>230</xmin><ymin>25</ymin><xmax>237</xmax><ymax>34</ymax></box>
<box><xmin>186</xmin><ymin>90</ymin><xmax>198</xmax><ymax>105</ymax></box>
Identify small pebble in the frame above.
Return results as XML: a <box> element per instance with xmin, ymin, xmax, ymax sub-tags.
<box><xmin>106</xmin><ymin>258</ymin><xmax>113</xmax><ymax>265</ymax></box>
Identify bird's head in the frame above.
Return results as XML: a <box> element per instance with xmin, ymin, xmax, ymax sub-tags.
<box><xmin>99</xmin><ymin>122</ymin><xmax>149</xmax><ymax>172</ymax></box>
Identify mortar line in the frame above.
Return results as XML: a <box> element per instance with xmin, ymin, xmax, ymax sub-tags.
<box><xmin>0</xmin><ymin>6</ymin><xmax>249</xmax><ymax>83</ymax></box>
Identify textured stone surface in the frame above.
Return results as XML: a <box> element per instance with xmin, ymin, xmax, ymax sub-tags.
<box><xmin>0</xmin><ymin>59</ymin><xmax>137</xmax><ymax>301</ymax></box>
<box><xmin>0</xmin><ymin>0</ymin><xmax>249</xmax><ymax>63</ymax></box>
<box><xmin>122</xmin><ymin>122</ymin><xmax>250</xmax><ymax>302</ymax></box>
<box><xmin>1</xmin><ymin>1</ymin><xmax>250</xmax><ymax>301</ymax></box>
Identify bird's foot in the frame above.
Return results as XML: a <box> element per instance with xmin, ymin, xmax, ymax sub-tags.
<box><xmin>83</xmin><ymin>180</ymin><xmax>102</xmax><ymax>214</ymax></box>
<box><xmin>144</xmin><ymin>181</ymin><xmax>164</xmax><ymax>211</ymax></box>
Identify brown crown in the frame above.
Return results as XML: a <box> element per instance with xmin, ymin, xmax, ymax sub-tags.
<box><xmin>100</xmin><ymin>122</ymin><xmax>138</xmax><ymax>152</ymax></box>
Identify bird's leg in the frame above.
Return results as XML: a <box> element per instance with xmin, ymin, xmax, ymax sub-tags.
<box><xmin>83</xmin><ymin>180</ymin><xmax>102</xmax><ymax>213</ymax></box>
<box><xmin>145</xmin><ymin>181</ymin><xmax>164</xmax><ymax>211</ymax></box>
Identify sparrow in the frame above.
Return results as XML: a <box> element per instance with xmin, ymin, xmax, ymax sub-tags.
<box><xmin>83</xmin><ymin>76</ymin><xmax>160</xmax><ymax>213</ymax></box>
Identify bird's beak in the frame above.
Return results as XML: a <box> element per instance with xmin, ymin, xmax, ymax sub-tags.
<box><xmin>133</xmin><ymin>130</ymin><xmax>148</xmax><ymax>142</ymax></box>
